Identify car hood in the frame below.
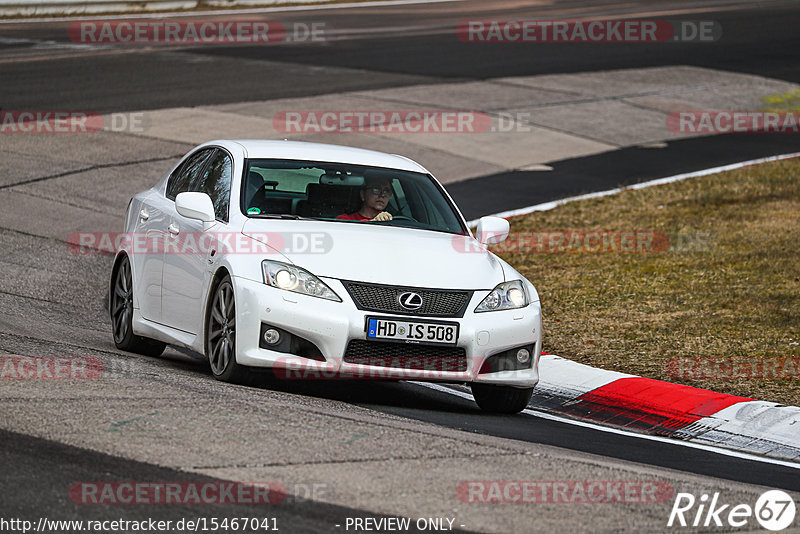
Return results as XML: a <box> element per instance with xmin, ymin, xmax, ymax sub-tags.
<box><xmin>241</xmin><ymin>219</ymin><xmax>504</xmax><ymax>289</ymax></box>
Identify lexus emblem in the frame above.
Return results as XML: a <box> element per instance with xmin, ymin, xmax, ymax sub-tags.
<box><xmin>398</xmin><ymin>291</ymin><xmax>423</xmax><ymax>310</ymax></box>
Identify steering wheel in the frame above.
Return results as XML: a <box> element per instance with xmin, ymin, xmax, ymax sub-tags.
<box><xmin>390</xmin><ymin>215</ymin><xmax>416</xmax><ymax>222</ymax></box>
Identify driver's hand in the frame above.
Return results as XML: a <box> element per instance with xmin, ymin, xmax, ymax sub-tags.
<box><xmin>372</xmin><ymin>212</ymin><xmax>392</xmax><ymax>221</ymax></box>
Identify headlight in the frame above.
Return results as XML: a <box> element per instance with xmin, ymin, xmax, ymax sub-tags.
<box><xmin>261</xmin><ymin>260</ymin><xmax>341</xmax><ymax>302</ymax></box>
<box><xmin>475</xmin><ymin>280</ymin><xmax>529</xmax><ymax>312</ymax></box>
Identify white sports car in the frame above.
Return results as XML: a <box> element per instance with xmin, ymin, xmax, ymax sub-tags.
<box><xmin>109</xmin><ymin>140</ymin><xmax>542</xmax><ymax>413</ymax></box>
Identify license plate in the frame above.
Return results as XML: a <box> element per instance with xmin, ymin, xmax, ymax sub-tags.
<box><xmin>366</xmin><ymin>317</ymin><xmax>458</xmax><ymax>345</ymax></box>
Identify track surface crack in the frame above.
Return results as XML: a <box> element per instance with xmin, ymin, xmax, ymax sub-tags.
<box><xmin>0</xmin><ymin>154</ymin><xmax>183</xmax><ymax>190</ymax></box>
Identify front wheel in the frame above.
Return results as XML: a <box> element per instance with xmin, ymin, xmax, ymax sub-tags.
<box><xmin>206</xmin><ymin>275</ymin><xmax>250</xmax><ymax>384</ymax></box>
<box><xmin>110</xmin><ymin>255</ymin><xmax>166</xmax><ymax>357</ymax></box>
<box><xmin>471</xmin><ymin>383</ymin><xmax>534</xmax><ymax>414</ymax></box>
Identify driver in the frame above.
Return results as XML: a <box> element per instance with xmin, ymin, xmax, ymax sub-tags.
<box><xmin>337</xmin><ymin>177</ymin><xmax>394</xmax><ymax>221</ymax></box>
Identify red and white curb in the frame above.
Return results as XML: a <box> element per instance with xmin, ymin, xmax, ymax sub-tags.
<box><xmin>417</xmin><ymin>354</ymin><xmax>800</xmax><ymax>465</ymax></box>
<box><xmin>535</xmin><ymin>354</ymin><xmax>800</xmax><ymax>462</ymax></box>
<box><xmin>457</xmin><ymin>153</ymin><xmax>800</xmax><ymax>462</ymax></box>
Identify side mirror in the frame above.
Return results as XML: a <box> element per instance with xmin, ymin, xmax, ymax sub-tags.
<box><xmin>175</xmin><ymin>192</ymin><xmax>216</xmax><ymax>223</ymax></box>
<box><xmin>475</xmin><ymin>216</ymin><xmax>510</xmax><ymax>245</ymax></box>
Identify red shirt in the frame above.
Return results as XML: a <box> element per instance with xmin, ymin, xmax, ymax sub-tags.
<box><xmin>336</xmin><ymin>212</ymin><xmax>371</xmax><ymax>221</ymax></box>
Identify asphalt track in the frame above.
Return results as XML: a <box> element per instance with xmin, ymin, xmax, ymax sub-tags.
<box><xmin>451</xmin><ymin>132</ymin><xmax>800</xmax><ymax>219</ymax></box>
<box><xmin>0</xmin><ymin>0</ymin><xmax>799</xmax><ymax>111</ymax></box>
<box><xmin>1</xmin><ymin>428</ymin><xmax>453</xmax><ymax>534</ymax></box>
<box><xmin>272</xmin><ymin>380</ymin><xmax>800</xmax><ymax>492</ymax></box>
<box><xmin>1</xmin><ymin>0</ymin><xmax>800</xmax><ymax>531</ymax></box>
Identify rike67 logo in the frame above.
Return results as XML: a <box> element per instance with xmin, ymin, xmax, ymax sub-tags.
<box><xmin>668</xmin><ymin>490</ymin><xmax>797</xmax><ymax>531</ymax></box>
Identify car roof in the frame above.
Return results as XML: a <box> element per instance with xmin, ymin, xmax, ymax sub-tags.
<box><xmin>217</xmin><ymin>139</ymin><xmax>430</xmax><ymax>174</ymax></box>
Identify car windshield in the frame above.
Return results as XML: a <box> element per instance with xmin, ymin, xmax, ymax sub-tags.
<box><xmin>241</xmin><ymin>159</ymin><xmax>467</xmax><ymax>235</ymax></box>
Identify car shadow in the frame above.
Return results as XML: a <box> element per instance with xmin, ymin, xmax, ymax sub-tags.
<box><xmin>153</xmin><ymin>344</ymin><xmax>482</xmax><ymax>414</ymax></box>
<box><xmin>261</xmin><ymin>373</ymin><xmax>480</xmax><ymax>414</ymax></box>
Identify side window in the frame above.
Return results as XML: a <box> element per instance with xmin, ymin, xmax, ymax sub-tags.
<box><xmin>166</xmin><ymin>148</ymin><xmax>215</xmax><ymax>200</ymax></box>
<box><xmin>193</xmin><ymin>149</ymin><xmax>232</xmax><ymax>222</ymax></box>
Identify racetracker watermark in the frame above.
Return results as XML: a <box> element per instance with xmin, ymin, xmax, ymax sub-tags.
<box><xmin>273</xmin><ymin>110</ymin><xmax>496</xmax><ymax>134</ymax></box>
<box><xmin>0</xmin><ymin>355</ymin><xmax>103</xmax><ymax>379</ymax></box>
<box><xmin>69</xmin><ymin>482</ymin><xmax>286</xmax><ymax>505</ymax></box>
<box><xmin>667</xmin><ymin>111</ymin><xmax>800</xmax><ymax>134</ymax></box>
<box><xmin>1</xmin><ymin>518</ymin><xmax>277</xmax><ymax>533</ymax></box>
<box><xmin>457</xmin><ymin>481</ymin><xmax>674</xmax><ymax>503</ymax></box>
<box><xmin>0</xmin><ymin>111</ymin><xmax>148</xmax><ymax>134</ymax></box>
<box><xmin>67</xmin><ymin>231</ymin><xmax>333</xmax><ymax>255</ymax></box>
<box><xmin>457</xmin><ymin>20</ymin><xmax>720</xmax><ymax>42</ymax></box>
<box><xmin>454</xmin><ymin>231</ymin><xmax>671</xmax><ymax>254</ymax></box>
<box><xmin>68</xmin><ymin>21</ymin><xmax>325</xmax><ymax>44</ymax></box>
<box><xmin>271</xmin><ymin>356</ymin><xmax>471</xmax><ymax>380</ymax></box>
<box><xmin>666</xmin><ymin>357</ymin><xmax>800</xmax><ymax>380</ymax></box>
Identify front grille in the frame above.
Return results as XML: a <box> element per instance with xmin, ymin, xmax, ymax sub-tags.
<box><xmin>343</xmin><ymin>281</ymin><xmax>471</xmax><ymax>317</ymax></box>
<box><xmin>343</xmin><ymin>340</ymin><xmax>467</xmax><ymax>372</ymax></box>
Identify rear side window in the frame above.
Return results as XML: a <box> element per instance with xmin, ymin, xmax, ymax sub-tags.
<box><xmin>166</xmin><ymin>148</ymin><xmax>215</xmax><ymax>200</ymax></box>
<box><xmin>194</xmin><ymin>150</ymin><xmax>233</xmax><ymax>222</ymax></box>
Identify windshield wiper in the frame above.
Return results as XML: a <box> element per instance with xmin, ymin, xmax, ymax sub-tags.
<box><xmin>253</xmin><ymin>214</ymin><xmax>307</xmax><ymax>220</ymax></box>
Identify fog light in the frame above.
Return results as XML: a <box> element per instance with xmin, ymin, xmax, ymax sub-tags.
<box><xmin>263</xmin><ymin>328</ymin><xmax>280</xmax><ymax>345</ymax></box>
<box><xmin>516</xmin><ymin>348</ymin><xmax>531</xmax><ymax>364</ymax></box>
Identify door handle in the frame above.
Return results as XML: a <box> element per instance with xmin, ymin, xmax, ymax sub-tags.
<box><xmin>139</xmin><ymin>209</ymin><xmax>149</xmax><ymax>221</ymax></box>
<box><xmin>168</xmin><ymin>223</ymin><xmax>180</xmax><ymax>235</ymax></box>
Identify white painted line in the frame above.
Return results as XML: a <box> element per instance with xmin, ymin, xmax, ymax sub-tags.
<box><xmin>0</xmin><ymin>0</ymin><xmax>462</xmax><ymax>23</ymax></box>
<box><xmin>411</xmin><ymin>381</ymin><xmax>800</xmax><ymax>470</ymax></box>
<box><xmin>466</xmin><ymin>151</ymin><xmax>800</xmax><ymax>227</ymax></box>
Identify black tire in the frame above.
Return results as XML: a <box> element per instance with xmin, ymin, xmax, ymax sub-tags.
<box><xmin>206</xmin><ymin>275</ymin><xmax>251</xmax><ymax>384</ymax></box>
<box><xmin>471</xmin><ymin>383</ymin><xmax>534</xmax><ymax>414</ymax></box>
<box><xmin>110</xmin><ymin>255</ymin><xmax>166</xmax><ymax>357</ymax></box>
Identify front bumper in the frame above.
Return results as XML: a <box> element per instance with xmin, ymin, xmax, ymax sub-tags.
<box><xmin>232</xmin><ymin>276</ymin><xmax>541</xmax><ymax>387</ymax></box>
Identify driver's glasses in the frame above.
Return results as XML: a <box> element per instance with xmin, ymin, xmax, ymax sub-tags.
<box><xmin>366</xmin><ymin>186</ymin><xmax>393</xmax><ymax>197</ymax></box>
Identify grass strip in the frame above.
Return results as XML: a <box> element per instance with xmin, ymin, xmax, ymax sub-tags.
<box><xmin>497</xmin><ymin>157</ymin><xmax>800</xmax><ymax>406</ymax></box>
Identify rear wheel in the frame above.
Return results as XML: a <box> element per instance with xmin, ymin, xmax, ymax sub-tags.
<box><xmin>471</xmin><ymin>383</ymin><xmax>534</xmax><ymax>414</ymax></box>
<box><xmin>206</xmin><ymin>275</ymin><xmax>250</xmax><ymax>383</ymax></box>
<box><xmin>110</xmin><ymin>256</ymin><xmax>166</xmax><ymax>357</ymax></box>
